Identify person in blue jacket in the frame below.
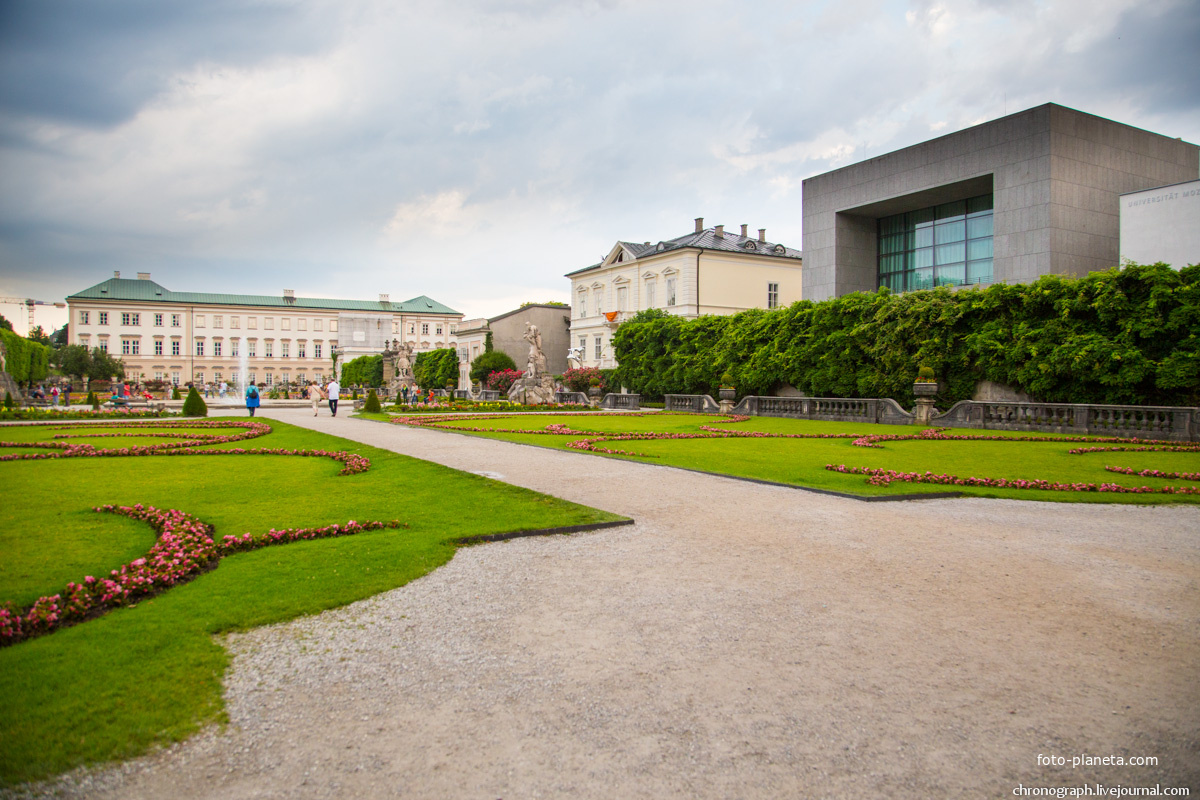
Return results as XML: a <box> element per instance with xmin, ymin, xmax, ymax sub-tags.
<box><xmin>246</xmin><ymin>382</ymin><xmax>261</xmax><ymax>416</ymax></box>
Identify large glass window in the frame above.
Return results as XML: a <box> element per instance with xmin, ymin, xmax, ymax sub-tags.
<box><xmin>878</xmin><ymin>194</ymin><xmax>993</xmax><ymax>292</ymax></box>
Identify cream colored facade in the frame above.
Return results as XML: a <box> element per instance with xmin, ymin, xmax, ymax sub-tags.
<box><xmin>67</xmin><ymin>273</ymin><xmax>462</xmax><ymax>388</ymax></box>
<box><xmin>567</xmin><ymin>222</ymin><xmax>802</xmax><ymax>368</ymax></box>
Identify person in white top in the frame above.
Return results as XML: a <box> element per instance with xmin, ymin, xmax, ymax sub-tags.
<box><xmin>326</xmin><ymin>379</ymin><xmax>341</xmax><ymax>417</ymax></box>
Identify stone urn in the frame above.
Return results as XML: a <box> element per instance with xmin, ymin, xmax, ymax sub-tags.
<box><xmin>718</xmin><ymin>387</ymin><xmax>736</xmax><ymax>414</ymax></box>
<box><xmin>588</xmin><ymin>385</ymin><xmax>602</xmax><ymax>407</ymax></box>
<box><xmin>912</xmin><ymin>381</ymin><xmax>938</xmax><ymax>424</ymax></box>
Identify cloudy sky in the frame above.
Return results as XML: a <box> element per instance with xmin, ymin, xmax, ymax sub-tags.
<box><xmin>1</xmin><ymin>0</ymin><xmax>1198</xmax><ymax>332</ymax></box>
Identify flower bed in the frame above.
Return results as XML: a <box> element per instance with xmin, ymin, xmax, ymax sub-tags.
<box><xmin>0</xmin><ymin>407</ymin><xmax>175</xmax><ymax>421</ymax></box>
<box><xmin>824</xmin><ymin>464</ymin><xmax>1199</xmax><ymax>494</ymax></box>
<box><xmin>0</xmin><ymin>504</ymin><xmax>406</xmax><ymax>646</ymax></box>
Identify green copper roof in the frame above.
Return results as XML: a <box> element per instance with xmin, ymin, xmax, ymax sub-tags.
<box><xmin>67</xmin><ymin>278</ymin><xmax>461</xmax><ymax>315</ymax></box>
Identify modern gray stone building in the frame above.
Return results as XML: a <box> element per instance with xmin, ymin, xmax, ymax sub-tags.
<box><xmin>801</xmin><ymin>103</ymin><xmax>1200</xmax><ymax>301</ymax></box>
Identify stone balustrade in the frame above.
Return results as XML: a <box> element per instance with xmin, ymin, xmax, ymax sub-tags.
<box><xmin>732</xmin><ymin>396</ymin><xmax>914</xmax><ymax>425</ymax></box>
<box><xmin>664</xmin><ymin>394</ymin><xmax>721</xmax><ymax>413</ymax></box>
<box><xmin>600</xmin><ymin>393</ymin><xmax>641</xmax><ymax>410</ymax></box>
<box><xmin>934</xmin><ymin>401</ymin><xmax>1199</xmax><ymax>441</ymax></box>
<box><xmin>555</xmin><ymin>391</ymin><xmax>589</xmax><ymax>405</ymax></box>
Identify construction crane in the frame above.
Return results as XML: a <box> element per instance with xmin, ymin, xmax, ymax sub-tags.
<box><xmin>0</xmin><ymin>296</ymin><xmax>67</xmax><ymax>332</ymax></box>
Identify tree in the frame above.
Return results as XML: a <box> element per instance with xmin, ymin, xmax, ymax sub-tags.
<box><xmin>28</xmin><ymin>326</ymin><xmax>50</xmax><ymax>346</ymax></box>
<box><xmin>340</xmin><ymin>354</ymin><xmax>383</xmax><ymax>387</ymax></box>
<box><xmin>469</xmin><ymin>350</ymin><xmax>516</xmax><ymax>384</ymax></box>
<box><xmin>0</xmin><ymin>314</ymin><xmax>12</xmax><ymax>331</ymax></box>
<box><xmin>484</xmin><ymin>331</ymin><xmax>494</xmax><ymax>353</ymax></box>
<box><xmin>51</xmin><ymin>325</ymin><xmax>68</xmax><ymax>347</ymax></box>
<box><xmin>363</xmin><ymin>389</ymin><xmax>382</xmax><ymax>413</ymax></box>
<box><xmin>413</xmin><ymin>348</ymin><xmax>459</xmax><ymax>390</ymax></box>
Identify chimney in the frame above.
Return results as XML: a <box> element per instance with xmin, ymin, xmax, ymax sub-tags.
<box><xmin>758</xmin><ymin>228</ymin><xmax>766</xmax><ymax>243</ymax></box>
<box><xmin>379</xmin><ymin>293</ymin><xmax>390</xmax><ymax>303</ymax></box>
<box><xmin>740</xmin><ymin>224</ymin><xmax>748</xmax><ymax>238</ymax></box>
<box><xmin>715</xmin><ymin>224</ymin><xmax>724</xmax><ymax>238</ymax></box>
<box><xmin>695</xmin><ymin>217</ymin><xmax>704</xmax><ymax>232</ymax></box>
<box><xmin>137</xmin><ymin>272</ymin><xmax>151</xmax><ymax>280</ymax></box>
<box><xmin>113</xmin><ymin>270</ymin><xmax>121</xmax><ymax>279</ymax></box>
<box><xmin>283</xmin><ymin>289</ymin><xmax>295</xmax><ymax>299</ymax></box>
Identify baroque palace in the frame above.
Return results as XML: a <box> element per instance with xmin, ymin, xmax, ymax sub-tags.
<box><xmin>66</xmin><ymin>272</ymin><xmax>462</xmax><ymax>388</ymax></box>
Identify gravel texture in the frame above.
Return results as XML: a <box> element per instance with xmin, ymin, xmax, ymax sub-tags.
<box><xmin>10</xmin><ymin>408</ymin><xmax>1200</xmax><ymax>799</ymax></box>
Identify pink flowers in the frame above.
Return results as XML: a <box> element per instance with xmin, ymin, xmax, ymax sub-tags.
<box><xmin>0</xmin><ymin>505</ymin><xmax>407</xmax><ymax>646</ymax></box>
<box><xmin>824</xmin><ymin>464</ymin><xmax>1200</xmax><ymax>494</ymax></box>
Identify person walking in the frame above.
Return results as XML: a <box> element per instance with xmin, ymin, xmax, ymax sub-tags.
<box><xmin>306</xmin><ymin>381</ymin><xmax>324</xmax><ymax>417</ymax></box>
<box><xmin>245</xmin><ymin>382</ymin><xmax>261</xmax><ymax>417</ymax></box>
<box><xmin>326</xmin><ymin>377</ymin><xmax>341</xmax><ymax>417</ymax></box>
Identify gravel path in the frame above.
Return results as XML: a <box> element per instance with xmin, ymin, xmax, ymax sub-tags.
<box><xmin>16</xmin><ymin>408</ymin><xmax>1200</xmax><ymax>798</ymax></box>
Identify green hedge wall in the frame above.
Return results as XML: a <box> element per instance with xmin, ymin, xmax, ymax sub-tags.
<box><xmin>611</xmin><ymin>263</ymin><xmax>1200</xmax><ymax>407</ymax></box>
<box><xmin>0</xmin><ymin>329</ymin><xmax>51</xmax><ymax>385</ymax></box>
<box><xmin>340</xmin><ymin>354</ymin><xmax>384</xmax><ymax>387</ymax></box>
<box><xmin>413</xmin><ymin>348</ymin><xmax>459</xmax><ymax>390</ymax></box>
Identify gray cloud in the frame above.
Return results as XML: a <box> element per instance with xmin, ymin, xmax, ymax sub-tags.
<box><xmin>1</xmin><ymin>0</ymin><xmax>1197</xmax><ymax>320</ymax></box>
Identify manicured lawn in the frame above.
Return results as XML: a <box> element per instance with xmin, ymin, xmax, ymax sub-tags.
<box><xmin>0</xmin><ymin>418</ymin><xmax>623</xmax><ymax>787</ymax></box>
<box><xmin>386</xmin><ymin>412</ymin><xmax>1200</xmax><ymax>504</ymax></box>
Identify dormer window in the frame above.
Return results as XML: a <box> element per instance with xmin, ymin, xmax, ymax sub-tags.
<box><xmin>744</xmin><ymin>240</ymin><xmax>758</xmax><ymax>251</ymax></box>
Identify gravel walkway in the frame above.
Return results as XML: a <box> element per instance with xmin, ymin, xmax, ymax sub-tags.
<box><xmin>17</xmin><ymin>408</ymin><xmax>1200</xmax><ymax>799</ymax></box>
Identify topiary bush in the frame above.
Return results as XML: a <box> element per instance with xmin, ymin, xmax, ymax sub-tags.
<box><xmin>181</xmin><ymin>387</ymin><xmax>208</xmax><ymax>417</ymax></box>
<box><xmin>3</xmin><ymin>391</ymin><xmax>12</xmax><ymax>411</ymax></box>
<box><xmin>172</xmin><ymin>386</ymin><xmax>182</xmax><ymax>400</ymax></box>
<box><xmin>86</xmin><ymin>391</ymin><xmax>99</xmax><ymax>410</ymax></box>
<box><xmin>363</xmin><ymin>389</ymin><xmax>382</xmax><ymax>413</ymax></box>
<box><xmin>470</xmin><ymin>350</ymin><xmax>517</xmax><ymax>384</ymax></box>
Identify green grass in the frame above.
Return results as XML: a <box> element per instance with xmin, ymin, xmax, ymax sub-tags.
<box><xmin>392</xmin><ymin>412</ymin><xmax>1200</xmax><ymax>504</ymax></box>
<box><xmin>0</xmin><ymin>418</ymin><xmax>623</xmax><ymax>786</ymax></box>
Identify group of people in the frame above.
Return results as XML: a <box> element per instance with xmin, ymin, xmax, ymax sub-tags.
<box><xmin>200</xmin><ymin>381</ymin><xmax>231</xmax><ymax>399</ymax></box>
<box><xmin>244</xmin><ymin>378</ymin><xmax>341</xmax><ymax>417</ymax></box>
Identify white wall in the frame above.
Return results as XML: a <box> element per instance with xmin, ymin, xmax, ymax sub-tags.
<box><xmin>1120</xmin><ymin>179</ymin><xmax>1200</xmax><ymax>269</ymax></box>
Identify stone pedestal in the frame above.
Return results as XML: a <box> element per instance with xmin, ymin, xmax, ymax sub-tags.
<box><xmin>719</xmin><ymin>387</ymin><xmax>736</xmax><ymax>414</ymax></box>
<box><xmin>912</xmin><ymin>382</ymin><xmax>938</xmax><ymax>425</ymax></box>
<box><xmin>508</xmin><ymin>376</ymin><xmax>557</xmax><ymax>406</ymax></box>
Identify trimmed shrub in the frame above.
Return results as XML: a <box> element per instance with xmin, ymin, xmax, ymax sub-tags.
<box><xmin>469</xmin><ymin>350</ymin><xmax>516</xmax><ymax>384</ymax></box>
<box><xmin>172</xmin><ymin>386</ymin><xmax>182</xmax><ymax>400</ymax></box>
<box><xmin>363</xmin><ymin>389</ymin><xmax>382</xmax><ymax>413</ymax></box>
<box><xmin>414</xmin><ymin>348</ymin><xmax>459</xmax><ymax>390</ymax></box>
<box><xmin>3</xmin><ymin>392</ymin><xmax>12</xmax><ymax>411</ymax></box>
<box><xmin>86</xmin><ymin>391</ymin><xmax>99</xmax><ymax>410</ymax></box>
<box><xmin>340</xmin><ymin>354</ymin><xmax>383</xmax><ymax>387</ymax></box>
<box><xmin>181</xmin><ymin>387</ymin><xmax>208</xmax><ymax>417</ymax></box>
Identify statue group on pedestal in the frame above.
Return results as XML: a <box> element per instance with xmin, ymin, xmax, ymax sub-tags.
<box><xmin>507</xmin><ymin>322</ymin><xmax>556</xmax><ymax>405</ymax></box>
<box><xmin>382</xmin><ymin>338</ymin><xmax>416</xmax><ymax>394</ymax></box>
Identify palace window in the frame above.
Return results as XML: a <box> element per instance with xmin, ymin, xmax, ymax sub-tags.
<box><xmin>122</xmin><ymin>339</ymin><xmax>140</xmax><ymax>355</ymax></box>
<box><xmin>154</xmin><ymin>313</ymin><xmax>163</xmax><ymax>327</ymax></box>
<box><xmin>298</xmin><ymin>342</ymin><xmax>306</xmax><ymax>358</ymax></box>
<box><xmin>154</xmin><ymin>340</ymin><xmax>163</xmax><ymax>355</ymax></box>
<box><xmin>436</xmin><ymin>324</ymin><xmax>443</xmax><ymax>335</ymax></box>
<box><xmin>314</xmin><ymin>344</ymin><xmax>322</xmax><ymax>359</ymax></box>
<box><xmin>195</xmin><ymin>315</ymin><xmax>205</xmax><ymax>328</ymax></box>
<box><xmin>248</xmin><ymin>341</ymin><xmax>257</xmax><ymax>357</ymax></box>
<box><xmin>231</xmin><ymin>316</ymin><xmax>240</xmax><ymax>329</ymax></box>
<box><xmin>248</xmin><ymin>317</ymin><xmax>258</xmax><ymax>330</ymax></box>
<box><xmin>617</xmin><ymin>286</ymin><xmax>628</xmax><ymax>312</ymax></box>
<box><xmin>265</xmin><ymin>318</ymin><xmax>274</xmax><ymax>330</ymax></box>
<box><xmin>594</xmin><ymin>335</ymin><xmax>602</xmax><ymax>360</ymax></box>
<box><xmin>213</xmin><ymin>315</ymin><xmax>222</xmax><ymax>328</ymax></box>
<box><xmin>231</xmin><ymin>340</ymin><xmax>239</xmax><ymax>357</ymax></box>
<box><xmin>80</xmin><ymin>311</ymin><xmax>89</xmax><ymax>325</ymax></box>
<box><xmin>195</xmin><ymin>340</ymin><xmax>204</xmax><ymax>357</ymax></box>
<box><xmin>645</xmin><ymin>281</ymin><xmax>656</xmax><ymax>309</ymax></box>
<box><xmin>281</xmin><ymin>342</ymin><xmax>289</xmax><ymax>358</ymax></box>
<box><xmin>171</xmin><ymin>340</ymin><xmax>181</xmax><ymax>356</ymax></box>
<box><xmin>422</xmin><ymin>323</ymin><xmax>429</xmax><ymax>335</ymax></box>
<box><xmin>666</xmin><ymin>277</ymin><xmax>677</xmax><ymax>306</ymax></box>
<box><xmin>99</xmin><ymin>312</ymin><xmax>108</xmax><ymax>325</ymax></box>
<box><xmin>171</xmin><ymin>314</ymin><xmax>181</xmax><ymax>327</ymax></box>
<box><xmin>171</xmin><ymin>372</ymin><xmax>180</xmax><ymax>386</ymax></box>
<box><xmin>265</xmin><ymin>341</ymin><xmax>273</xmax><ymax>358</ymax></box>
<box><xmin>98</xmin><ymin>339</ymin><xmax>108</xmax><ymax>353</ymax></box>
<box><xmin>214</xmin><ymin>341</ymin><xmax>222</xmax><ymax>357</ymax></box>
<box><xmin>595</xmin><ymin>289</ymin><xmax>604</xmax><ymax>316</ymax></box>
<box><xmin>299</xmin><ymin>319</ymin><xmax>307</xmax><ymax>331</ymax></box>
<box><xmin>282</xmin><ymin>318</ymin><xmax>291</xmax><ymax>331</ymax></box>
<box><xmin>314</xmin><ymin>319</ymin><xmax>323</xmax><ymax>331</ymax></box>
<box><xmin>878</xmin><ymin>194</ymin><xmax>993</xmax><ymax>292</ymax></box>
<box><xmin>767</xmin><ymin>282</ymin><xmax>779</xmax><ymax>309</ymax></box>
